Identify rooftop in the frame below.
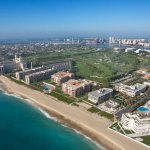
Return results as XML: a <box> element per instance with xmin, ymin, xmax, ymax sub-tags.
<box><xmin>124</xmin><ymin>113</ymin><xmax>150</xmax><ymax>120</ymax></box>
<box><xmin>52</xmin><ymin>71</ymin><xmax>73</xmax><ymax>78</ymax></box>
<box><xmin>116</xmin><ymin>83</ymin><xmax>147</xmax><ymax>92</ymax></box>
<box><xmin>63</xmin><ymin>79</ymin><xmax>92</xmax><ymax>89</ymax></box>
<box><xmin>89</xmin><ymin>88</ymin><xmax>113</xmax><ymax>97</ymax></box>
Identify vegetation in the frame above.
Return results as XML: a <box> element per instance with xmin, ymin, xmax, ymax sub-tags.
<box><xmin>23</xmin><ymin>48</ymin><xmax>150</xmax><ymax>86</ymax></box>
<box><xmin>142</xmin><ymin>136</ymin><xmax>150</xmax><ymax>146</ymax></box>
<box><xmin>88</xmin><ymin>106</ymin><xmax>114</xmax><ymax>120</ymax></box>
<box><xmin>98</xmin><ymin>111</ymin><xmax>114</xmax><ymax>121</ymax></box>
<box><xmin>88</xmin><ymin>106</ymin><xmax>100</xmax><ymax>113</ymax></box>
<box><xmin>50</xmin><ymin>91</ymin><xmax>74</xmax><ymax>104</ymax></box>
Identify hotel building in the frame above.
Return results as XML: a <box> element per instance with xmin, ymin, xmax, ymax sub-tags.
<box><xmin>51</xmin><ymin>71</ymin><xmax>74</xmax><ymax>85</ymax></box>
<box><xmin>88</xmin><ymin>88</ymin><xmax>113</xmax><ymax>104</ymax></box>
<box><xmin>62</xmin><ymin>79</ymin><xmax>93</xmax><ymax>97</ymax></box>
<box><xmin>115</xmin><ymin>83</ymin><xmax>147</xmax><ymax>97</ymax></box>
<box><xmin>25</xmin><ymin>69</ymin><xmax>55</xmax><ymax>85</ymax></box>
<box><xmin>121</xmin><ymin>113</ymin><xmax>150</xmax><ymax>135</ymax></box>
<box><xmin>16</xmin><ymin>66</ymin><xmax>47</xmax><ymax>80</ymax></box>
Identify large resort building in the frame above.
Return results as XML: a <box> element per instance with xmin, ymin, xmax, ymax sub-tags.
<box><xmin>16</xmin><ymin>66</ymin><xmax>47</xmax><ymax>80</ymax></box>
<box><xmin>51</xmin><ymin>71</ymin><xmax>74</xmax><ymax>85</ymax></box>
<box><xmin>25</xmin><ymin>69</ymin><xmax>55</xmax><ymax>85</ymax></box>
<box><xmin>0</xmin><ymin>54</ymin><xmax>28</xmax><ymax>74</ymax></box>
<box><xmin>121</xmin><ymin>113</ymin><xmax>150</xmax><ymax>135</ymax></box>
<box><xmin>115</xmin><ymin>83</ymin><xmax>147</xmax><ymax>97</ymax></box>
<box><xmin>88</xmin><ymin>88</ymin><xmax>113</xmax><ymax>104</ymax></box>
<box><xmin>62</xmin><ymin>79</ymin><xmax>93</xmax><ymax>97</ymax></box>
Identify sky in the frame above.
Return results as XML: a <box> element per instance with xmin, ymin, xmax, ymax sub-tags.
<box><xmin>0</xmin><ymin>0</ymin><xmax>150</xmax><ymax>39</ymax></box>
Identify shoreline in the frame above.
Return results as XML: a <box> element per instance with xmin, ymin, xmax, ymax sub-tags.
<box><xmin>0</xmin><ymin>76</ymin><xmax>149</xmax><ymax>150</ymax></box>
<box><xmin>1</xmin><ymin>89</ymin><xmax>106</xmax><ymax>150</ymax></box>
<box><xmin>0</xmin><ymin>80</ymin><xmax>109</xmax><ymax>150</ymax></box>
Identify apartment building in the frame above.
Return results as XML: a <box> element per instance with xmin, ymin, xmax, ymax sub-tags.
<box><xmin>51</xmin><ymin>71</ymin><xmax>74</xmax><ymax>85</ymax></box>
<box><xmin>115</xmin><ymin>83</ymin><xmax>147</xmax><ymax>97</ymax></box>
<box><xmin>88</xmin><ymin>88</ymin><xmax>113</xmax><ymax>104</ymax></box>
<box><xmin>62</xmin><ymin>79</ymin><xmax>93</xmax><ymax>97</ymax></box>
<box><xmin>16</xmin><ymin>66</ymin><xmax>47</xmax><ymax>80</ymax></box>
<box><xmin>121</xmin><ymin>113</ymin><xmax>150</xmax><ymax>135</ymax></box>
<box><xmin>25</xmin><ymin>69</ymin><xmax>55</xmax><ymax>85</ymax></box>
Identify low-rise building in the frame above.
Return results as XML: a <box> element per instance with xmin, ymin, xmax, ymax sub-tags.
<box><xmin>121</xmin><ymin>113</ymin><xmax>150</xmax><ymax>135</ymax></box>
<box><xmin>115</xmin><ymin>83</ymin><xmax>147</xmax><ymax>97</ymax></box>
<box><xmin>142</xmin><ymin>73</ymin><xmax>150</xmax><ymax>80</ymax></box>
<box><xmin>48</xmin><ymin>60</ymin><xmax>71</xmax><ymax>71</ymax></box>
<box><xmin>62</xmin><ymin>79</ymin><xmax>93</xmax><ymax>97</ymax></box>
<box><xmin>125</xmin><ymin>48</ymin><xmax>136</xmax><ymax>53</ymax></box>
<box><xmin>97</xmin><ymin>100</ymin><xmax>119</xmax><ymax>114</ymax></box>
<box><xmin>51</xmin><ymin>71</ymin><xmax>74</xmax><ymax>85</ymax></box>
<box><xmin>25</xmin><ymin>69</ymin><xmax>55</xmax><ymax>85</ymax></box>
<box><xmin>88</xmin><ymin>88</ymin><xmax>113</xmax><ymax>104</ymax></box>
<box><xmin>144</xmin><ymin>80</ymin><xmax>150</xmax><ymax>86</ymax></box>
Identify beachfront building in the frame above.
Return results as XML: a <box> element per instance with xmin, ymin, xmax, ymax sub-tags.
<box><xmin>121</xmin><ymin>113</ymin><xmax>150</xmax><ymax>135</ymax></box>
<box><xmin>51</xmin><ymin>71</ymin><xmax>74</xmax><ymax>85</ymax></box>
<box><xmin>115</xmin><ymin>83</ymin><xmax>147</xmax><ymax>97</ymax></box>
<box><xmin>62</xmin><ymin>79</ymin><xmax>93</xmax><ymax>97</ymax></box>
<box><xmin>88</xmin><ymin>88</ymin><xmax>113</xmax><ymax>104</ymax></box>
<box><xmin>97</xmin><ymin>100</ymin><xmax>119</xmax><ymax>114</ymax></box>
<box><xmin>25</xmin><ymin>69</ymin><xmax>55</xmax><ymax>85</ymax></box>
<box><xmin>16</xmin><ymin>66</ymin><xmax>47</xmax><ymax>80</ymax></box>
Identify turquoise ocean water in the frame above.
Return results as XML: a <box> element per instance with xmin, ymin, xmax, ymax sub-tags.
<box><xmin>0</xmin><ymin>91</ymin><xmax>102</xmax><ymax>150</ymax></box>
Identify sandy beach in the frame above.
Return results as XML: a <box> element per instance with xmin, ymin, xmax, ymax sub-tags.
<box><xmin>0</xmin><ymin>76</ymin><xmax>149</xmax><ymax>150</ymax></box>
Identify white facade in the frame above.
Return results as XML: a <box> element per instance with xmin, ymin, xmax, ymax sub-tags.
<box><xmin>121</xmin><ymin>113</ymin><xmax>150</xmax><ymax>135</ymax></box>
<box><xmin>144</xmin><ymin>81</ymin><xmax>150</xmax><ymax>86</ymax></box>
<box><xmin>125</xmin><ymin>48</ymin><xmax>136</xmax><ymax>53</ymax></box>
<box><xmin>88</xmin><ymin>88</ymin><xmax>113</xmax><ymax>104</ymax></box>
<box><xmin>115</xmin><ymin>83</ymin><xmax>147</xmax><ymax>97</ymax></box>
<box><xmin>98</xmin><ymin>100</ymin><xmax>119</xmax><ymax>114</ymax></box>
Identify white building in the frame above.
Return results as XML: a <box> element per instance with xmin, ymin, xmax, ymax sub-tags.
<box><xmin>121</xmin><ymin>113</ymin><xmax>150</xmax><ymax>135</ymax></box>
<box><xmin>144</xmin><ymin>80</ymin><xmax>150</xmax><ymax>86</ymax></box>
<box><xmin>125</xmin><ymin>48</ymin><xmax>136</xmax><ymax>53</ymax></box>
<box><xmin>115</xmin><ymin>83</ymin><xmax>147</xmax><ymax>97</ymax></box>
<box><xmin>88</xmin><ymin>88</ymin><xmax>113</xmax><ymax>104</ymax></box>
<box><xmin>98</xmin><ymin>100</ymin><xmax>119</xmax><ymax>114</ymax></box>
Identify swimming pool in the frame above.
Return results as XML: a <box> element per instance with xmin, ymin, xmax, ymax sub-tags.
<box><xmin>137</xmin><ymin>106</ymin><xmax>149</xmax><ymax>112</ymax></box>
<box><xmin>41</xmin><ymin>85</ymin><xmax>50</xmax><ymax>90</ymax></box>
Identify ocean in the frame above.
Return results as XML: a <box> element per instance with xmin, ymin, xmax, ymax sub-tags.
<box><xmin>0</xmin><ymin>91</ymin><xmax>102</xmax><ymax>150</ymax></box>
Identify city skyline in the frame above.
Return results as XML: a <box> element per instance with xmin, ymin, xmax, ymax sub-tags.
<box><xmin>0</xmin><ymin>0</ymin><xmax>150</xmax><ymax>39</ymax></box>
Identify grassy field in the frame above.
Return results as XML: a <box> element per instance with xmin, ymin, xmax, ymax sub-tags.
<box><xmin>23</xmin><ymin>48</ymin><xmax>150</xmax><ymax>86</ymax></box>
<box><xmin>142</xmin><ymin>136</ymin><xmax>150</xmax><ymax>146</ymax></box>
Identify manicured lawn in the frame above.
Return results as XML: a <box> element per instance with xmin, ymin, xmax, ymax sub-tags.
<box><xmin>142</xmin><ymin>136</ymin><xmax>150</xmax><ymax>146</ymax></box>
<box><xmin>88</xmin><ymin>106</ymin><xmax>100</xmax><ymax>113</ymax></box>
<box><xmin>50</xmin><ymin>91</ymin><xmax>75</xmax><ymax>104</ymax></box>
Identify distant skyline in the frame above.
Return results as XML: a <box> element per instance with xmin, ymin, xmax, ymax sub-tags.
<box><xmin>0</xmin><ymin>0</ymin><xmax>150</xmax><ymax>39</ymax></box>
